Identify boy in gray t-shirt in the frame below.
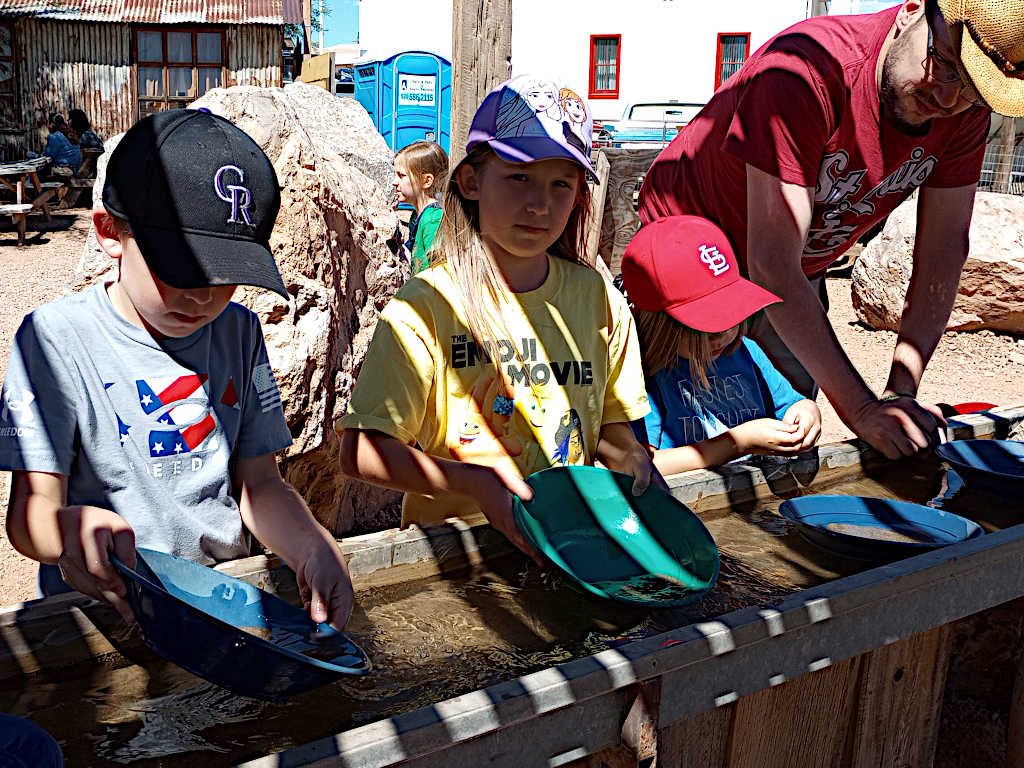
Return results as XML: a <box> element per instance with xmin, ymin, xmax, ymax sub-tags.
<box><xmin>0</xmin><ymin>109</ymin><xmax>354</xmax><ymax>629</ymax></box>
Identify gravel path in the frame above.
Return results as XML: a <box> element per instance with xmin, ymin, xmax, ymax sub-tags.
<box><xmin>0</xmin><ymin>214</ymin><xmax>1022</xmax><ymax>604</ymax></box>
<box><xmin>0</xmin><ymin>210</ymin><xmax>90</xmax><ymax>604</ymax></box>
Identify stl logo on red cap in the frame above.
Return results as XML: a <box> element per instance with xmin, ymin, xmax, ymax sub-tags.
<box><xmin>213</xmin><ymin>164</ymin><xmax>254</xmax><ymax>227</ymax></box>
<box><xmin>698</xmin><ymin>243</ymin><xmax>730</xmax><ymax>277</ymax></box>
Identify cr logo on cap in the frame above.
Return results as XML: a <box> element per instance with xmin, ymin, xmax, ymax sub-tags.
<box><xmin>699</xmin><ymin>243</ymin><xmax>729</xmax><ymax>277</ymax></box>
<box><xmin>213</xmin><ymin>164</ymin><xmax>254</xmax><ymax>226</ymax></box>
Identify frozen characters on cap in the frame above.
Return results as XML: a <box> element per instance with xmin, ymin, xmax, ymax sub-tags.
<box><xmin>559</xmin><ymin>88</ymin><xmax>588</xmax><ymax>156</ymax></box>
<box><xmin>495</xmin><ymin>77</ymin><xmax>590</xmax><ymax>154</ymax></box>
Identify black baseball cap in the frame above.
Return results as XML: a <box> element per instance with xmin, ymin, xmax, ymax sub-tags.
<box><xmin>102</xmin><ymin>109</ymin><xmax>288</xmax><ymax>298</ymax></box>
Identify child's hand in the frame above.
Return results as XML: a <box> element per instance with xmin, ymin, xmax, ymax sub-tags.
<box><xmin>56</xmin><ymin>505</ymin><xmax>137</xmax><ymax>623</ymax></box>
<box><xmin>605</xmin><ymin>439</ymin><xmax>664</xmax><ymax>496</ymax></box>
<box><xmin>731</xmin><ymin>418</ymin><xmax>804</xmax><ymax>455</ymax></box>
<box><xmin>595</xmin><ymin>422</ymin><xmax>666</xmax><ymax>495</ymax></box>
<box><xmin>463</xmin><ymin>459</ymin><xmax>543</xmax><ymax>565</ymax></box>
<box><xmin>294</xmin><ymin>538</ymin><xmax>355</xmax><ymax>631</ymax></box>
<box><xmin>782</xmin><ymin>399</ymin><xmax>822</xmax><ymax>451</ymax></box>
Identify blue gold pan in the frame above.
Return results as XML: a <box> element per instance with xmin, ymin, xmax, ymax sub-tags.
<box><xmin>112</xmin><ymin>548</ymin><xmax>370</xmax><ymax>701</ymax></box>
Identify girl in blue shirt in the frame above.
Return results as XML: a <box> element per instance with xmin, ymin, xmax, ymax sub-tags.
<box><xmin>622</xmin><ymin>215</ymin><xmax>821</xmax><ymax>475</ymax></box>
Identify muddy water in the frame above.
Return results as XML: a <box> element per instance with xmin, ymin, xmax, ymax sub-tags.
<box><xmin>4</xmin><ymin>459</ymin><xmax>1013</xmax><ymax>766</ymax></box>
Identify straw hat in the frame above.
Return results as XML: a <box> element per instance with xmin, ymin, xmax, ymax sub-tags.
<box><xmin>937</xmin><ymin>0</ymin><xmax>1024</xmax><ymax>116</ymax></box>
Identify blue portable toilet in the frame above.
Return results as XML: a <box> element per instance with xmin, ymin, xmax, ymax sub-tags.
<box><xmin>353</xmin><ymin>50</ymin><xmax>452</xmax><ymax>154</ymax></box>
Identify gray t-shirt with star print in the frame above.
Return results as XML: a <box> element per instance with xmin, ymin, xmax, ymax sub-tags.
<box><xmin>0</xmin><ymin>283</ymin><xmax>292</xmax><ymax>563</ymax></box>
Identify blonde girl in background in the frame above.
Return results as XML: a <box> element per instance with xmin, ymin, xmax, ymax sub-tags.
<box><xmin>393</xmin><ymin>140</ymin><xmax>448</xmax><ymax>274</ymax></box>
<box><xmin>621</xmin><ymin>216</ymin><xmax>821</xmax><ymax>476</ymax></box>
<box><xmin>338</xmin><ymin>75</ymin><xmax>656</xmax><ymax>556</ymax></box>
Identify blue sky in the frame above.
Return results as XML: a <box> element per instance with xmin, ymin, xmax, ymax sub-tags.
<box><xmin>323</xmin><ymin>0</ymin><xmax>359</xmax><ymax>46</ymax></box>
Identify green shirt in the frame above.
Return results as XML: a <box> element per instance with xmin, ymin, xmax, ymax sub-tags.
<box><xmin>411</xmin><ymin>205</ymin><xmax>443</xmax><ymax>274</ymax></box>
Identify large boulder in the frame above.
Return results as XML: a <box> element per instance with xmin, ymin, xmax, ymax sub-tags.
<box><xmin>852</xmin><ymin>192</ymin><xmax>1024</xmax><ymax>333</ymax></box>
<box><xmin>77</xmin><ymin>83</ymin><xmax>406</xmax><ymax>534</ymax></box>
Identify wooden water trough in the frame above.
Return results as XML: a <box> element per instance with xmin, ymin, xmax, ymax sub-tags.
<box><xmin>3</xmin><ymin>406</ymin><xmax>1024</xmax><ymax>767</ymax></box>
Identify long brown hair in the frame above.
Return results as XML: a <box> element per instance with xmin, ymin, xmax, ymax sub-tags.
<box><xmin>634</xmin><ymin>308</ymin><xmax>745</xmax><ymax>390</ymax></box>
<box><xmin>432</xmin><ymin>144</ymin><xmax>593</xmax><ymax>380</ymax></box>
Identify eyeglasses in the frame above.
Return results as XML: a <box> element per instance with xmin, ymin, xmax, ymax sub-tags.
<box><xmin>924</xmin><ymin>23</ymin><xmax>986</xmax><ymax>107</ymax></box>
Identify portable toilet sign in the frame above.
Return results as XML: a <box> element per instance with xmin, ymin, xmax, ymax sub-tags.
<box><xmin>354</xmin><ymin>51</ymin><xmax>452</xmax><ymax>154</ymax></box>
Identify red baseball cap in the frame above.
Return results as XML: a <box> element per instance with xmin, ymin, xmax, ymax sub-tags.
<box><xmin>621</xmin><ymin>216</ymin><xmax>781</xmax><ymax>333</ymax></box>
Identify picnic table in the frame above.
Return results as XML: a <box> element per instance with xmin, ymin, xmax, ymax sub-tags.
<box><xmin>0</xmin><ymin>156</ymin><xmax>64</xmax><ymax>246</ymax></box>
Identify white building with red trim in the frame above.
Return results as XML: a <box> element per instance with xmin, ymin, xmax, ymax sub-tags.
<box><xmin>357</xmin><ymin>0</ymin><xmax>828</xmax><ymax>121</ymax></box>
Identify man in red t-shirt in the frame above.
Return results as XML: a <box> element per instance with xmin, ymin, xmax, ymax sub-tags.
<box><xmin>638</xmin><ymin>0</ymin><xmax>1023</xmax><ymax>460</ymax></box>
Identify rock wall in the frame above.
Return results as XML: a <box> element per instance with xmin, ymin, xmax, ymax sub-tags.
<box><xmin>77</xmin><ymin>83</ymin><xmax>406</xmax><ymax>534</ymax></box>
<box><xmin>852</xmin><ymin>192</ymin><xmax>1024</xmax><ymax>333</ymax></box>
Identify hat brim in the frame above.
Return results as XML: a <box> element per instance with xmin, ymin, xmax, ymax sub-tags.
<box><xmin>132</xmin><ymin>225</ymin><xmax>289</xmax><ymax>299</ymax></box>
<box><xmin>950</xmin><ymin>21</ymin><xmax>1024</xmax><ymax>117</ymax></box>
<box><xmin>468</xmin><ymin>135</ymin><xmax>600</xmax><ymax>184</ymax></box>
<box><xmin>662</xmin><ymin>280</ymin><xmax>781</xmax><ymax>333</ymax></box>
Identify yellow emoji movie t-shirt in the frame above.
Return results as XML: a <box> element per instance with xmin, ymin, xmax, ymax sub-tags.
<box><xmin>335</xmin><ymin>255</ymin><xmax>650</xmax><ymax>526</ymax></box>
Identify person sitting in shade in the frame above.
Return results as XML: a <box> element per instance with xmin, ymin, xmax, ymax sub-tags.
<box><xmin>42</xmin><ymin>113</ymin><xmax>82</xmax><ymax>175</ymax></box>
<box><xmin>68</xmin><ymin>108</ymin><xmax>104</xmax><ymax>152</ymax></box>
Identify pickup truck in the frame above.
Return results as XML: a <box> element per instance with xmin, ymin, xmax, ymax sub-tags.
<box><xmin>596</xmin><ymin>101</ymin><xmax>704</xmax><ymax>149</ymax></box>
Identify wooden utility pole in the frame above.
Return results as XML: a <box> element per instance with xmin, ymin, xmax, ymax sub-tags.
<box><xmin>451</xmin><ymin>0</ymin><xmax>513</xmax><ymax>166</ymax></box>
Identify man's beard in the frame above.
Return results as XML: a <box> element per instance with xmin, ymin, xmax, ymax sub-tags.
<box><xmin>880</xmin><ymin>30</ymin><xmax>933</xmax><ymax>136</ymax></box>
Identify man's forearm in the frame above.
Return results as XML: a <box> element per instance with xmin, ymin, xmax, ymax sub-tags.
<box><xmin>760</xmin><ymin>275</ymin><xmax>876</xmax><ymax>425</ymax></box>
<box><xmin>744</xmin><ymin>164</ymin><xmax>877</xmax><ymax>426</ymax></box>
<box><xmin>886</xmin><ymin>188</ymin><xmax>972</xmax><ymax>396</ymax></box>
<box><xmin>885</xmin><ymin>269</ymin><xmax>960</xmax><ymax>396</ymax></box>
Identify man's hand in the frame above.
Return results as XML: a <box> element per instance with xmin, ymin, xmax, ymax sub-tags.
<box><xmin>56</xmin><ymin>504</ymin><xmax>136</xmax><ymax>623</ymax></box>
<box><xmin>783</xmin><ymin>399</ymin><xmax>822</xmax><ymax>451</ymax></box>
<box><xmin>294</xmin><ymin>538</ymin><xmax>355</xmax><ymax>631</ymax></box>
<box><xmin>850</xmin><ymin>396</ymin><xmax>946</xmax><ymax>459</ymax></box>
<box><xmin>731</xmin><ymin>418</ymin><xmax>804</xmax><ymax>455</ymax></box>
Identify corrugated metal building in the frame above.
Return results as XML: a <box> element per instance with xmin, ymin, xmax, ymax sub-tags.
<box><xmin>0</xmin><ymin>0</ymin><xmax>302</xmax><ymax>158</ymax></box>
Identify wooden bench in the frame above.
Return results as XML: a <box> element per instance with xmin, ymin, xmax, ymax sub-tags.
<box><xmin>25</xmin><ymin>180</ymin><xmax>64</xmax><ymax>220</ymax></box>
<box><xmin>61</xmin><ymin>147</ymin><xmax>104</xmax><ymax>209</ymax></box>
<box><xmin>1</xmin><ymin>204</ymin><xmax>33</xmax><ymax>246</ymax></box>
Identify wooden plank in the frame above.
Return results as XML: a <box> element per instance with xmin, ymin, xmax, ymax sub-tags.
<box><xmin>450</xmin><ymin>0</ymin><xmax>512</xmax><ymax>166</ymax></box>
<box><xmin>298</xmin><ymin>51</ymin><xmax>333</xmax><ymax>90</ymax></box>
<box><xmin>597</xmin><ymin>148</ymin><xmax>661</xmax><ymax>276</ymax></box>
<box><xmin>1007</xmin><ymin>632</ymin><xmax>1024</xmax><ymax>768</ymax></box>
<box><xmin>583</xmin><ymin>150</ymin><xmax>611</xmax><ymax>269</ymax></box>
<box><xmin>657</xmin><ymin>705</ymin><xmax>735</xmax><ymax>768</ymax></box>
<box><xmin>726</xmin><ymin>654</ymin><xmax>862</xmax><ymax>768</ymax></box>
<box><xmin>561</xmin><ymin>745</ymin><xmax>635</xmax><ymax>768</ymax></box>
<box><xmin>848</xmin><ymin>624</ymin><xmax>952</xmax><ymax>768</ymax></box>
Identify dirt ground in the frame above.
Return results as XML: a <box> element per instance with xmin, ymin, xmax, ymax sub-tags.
<box><xmin>1</xmin><ymin>212</ymin><xmax>1023</xmax><ymax>604</ymax></box>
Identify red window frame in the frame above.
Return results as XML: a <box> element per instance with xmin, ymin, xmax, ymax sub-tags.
<box><xmin>714</xmin><ymin>32</ymin><xmax>750</xmax><ymax>90</ymax></box>
<box><xmin>589</xmin><ymin>34</ymin><xmax>621</xmax><ymax>100</ymax></box>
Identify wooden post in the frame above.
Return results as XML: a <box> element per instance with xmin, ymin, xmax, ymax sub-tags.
<box><xmin>583</xmin><ymin>150</ymin><xmax>611</xmax><ymax>270</ymax></box>
<box><xmin>1006</xmin><ymin>635</ymin><xmax>1024</xmax><ymax>768</ymax></box>
<box><xmin>450</xmin><ymin>0</ymin><xmax>512</xmax><ymax>166</ymax></box>
<box><xmin>598</xmin><ymin>148</ymin><xmax>662</xmax><ymax>276</ymax></box>
<box><xmin>993</xmin><ymin>115</ymin><xmax>1016</xmax><ymax>194</ymax></box>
